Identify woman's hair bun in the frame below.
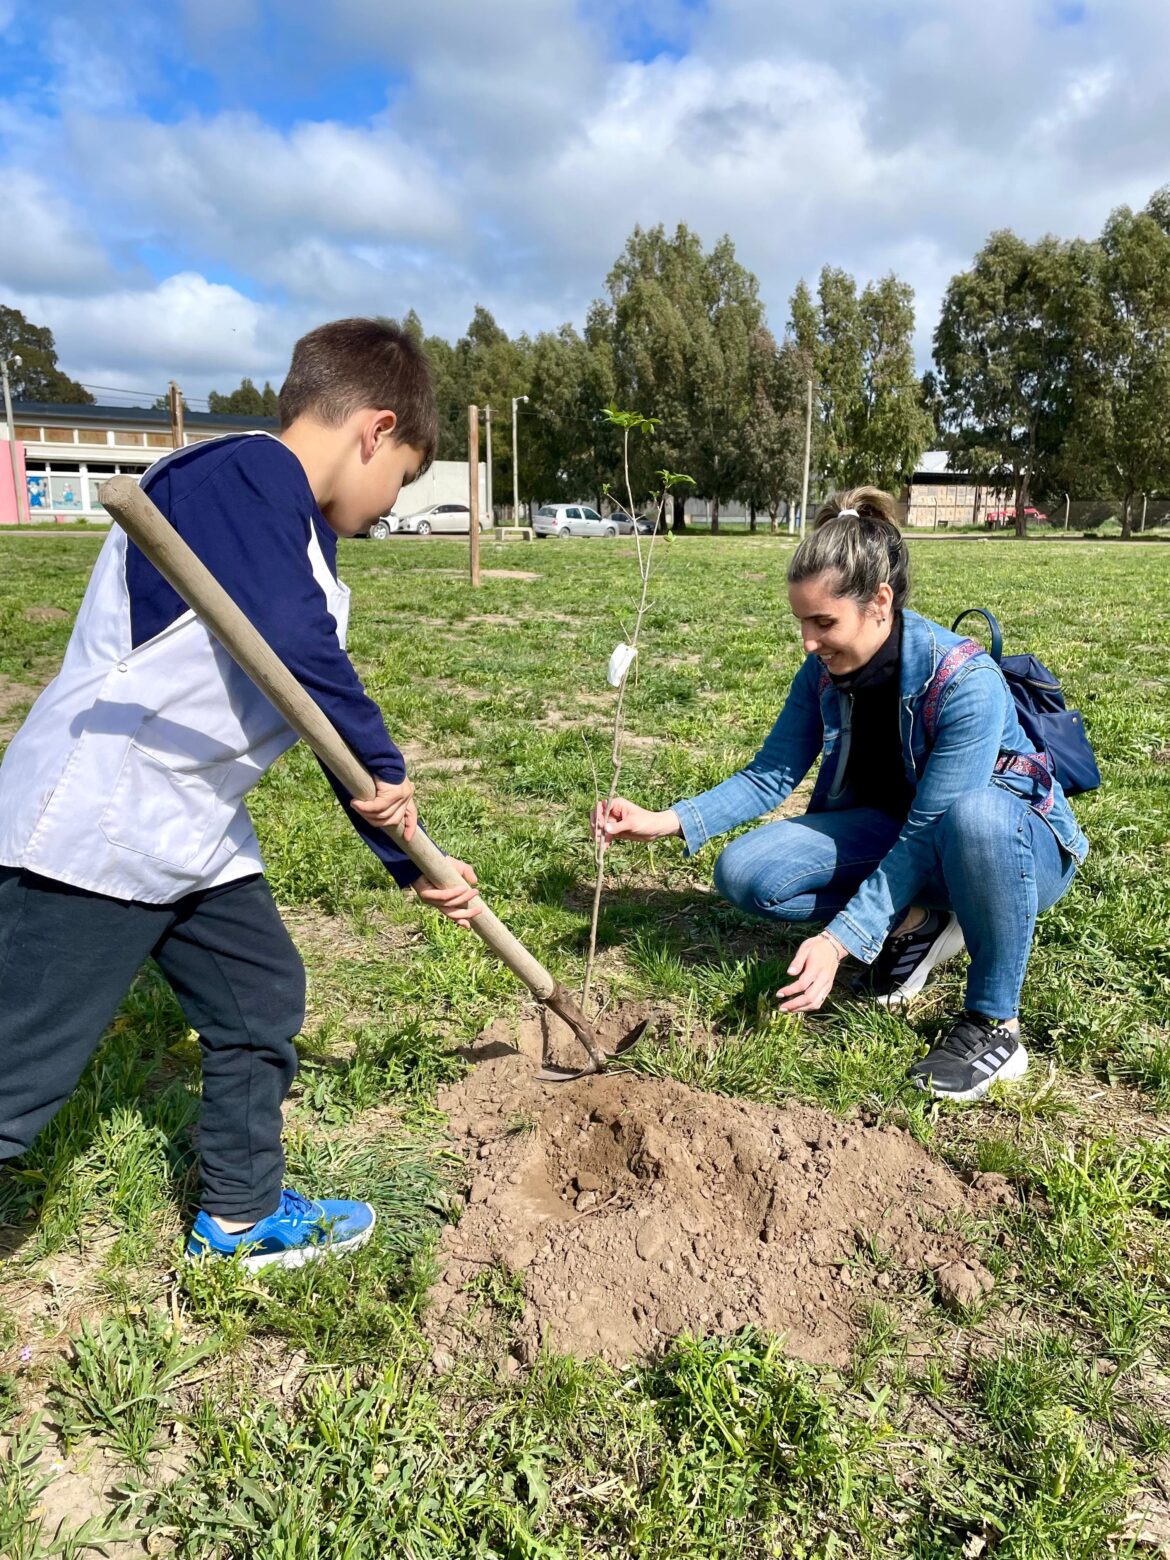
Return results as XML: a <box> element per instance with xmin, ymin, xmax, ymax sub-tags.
<box><xmin>788</xmin><ymin>486</ymin><xmax>910</xmax><ymax>610</ymax></box>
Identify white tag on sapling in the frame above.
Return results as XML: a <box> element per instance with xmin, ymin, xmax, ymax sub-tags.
<box><xmin>606</xmin><ymin>642</ymin><xmax>637</xmax><ymax>687</ymax></box>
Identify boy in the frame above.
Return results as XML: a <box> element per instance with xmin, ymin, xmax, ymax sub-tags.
<box><xmin>0</xmin><ymin>318</ymin><xmax>480</xmax><ymax>1270</ymax></box>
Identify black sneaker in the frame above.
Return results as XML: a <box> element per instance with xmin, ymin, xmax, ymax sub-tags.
<box><xmin>908</xmin><ymin>1012</ymin><xmax>1029</xmax><ymax>1103</ymax></box>
<box><xmin>853</xmin><ymin>909</ymin><xmax>966</xmax><ymax>1007</ymax></box>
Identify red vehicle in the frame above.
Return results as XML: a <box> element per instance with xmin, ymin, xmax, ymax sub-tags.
<box><xmin>984</xmin><ymin>505</ymin><xmax>1048</xmax><ymax>529</ymax></box>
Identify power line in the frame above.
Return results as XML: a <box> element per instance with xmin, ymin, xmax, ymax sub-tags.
<box><xmin>78</xmin><ymin>382</ymin><xmax>167</xmax><ymax>401</ymax></box>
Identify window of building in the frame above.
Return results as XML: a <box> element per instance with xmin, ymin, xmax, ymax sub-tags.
<box><xmin>44</xmin><ymin>427</ymin><xmax>76</xmax><ymax>443</ymax></box>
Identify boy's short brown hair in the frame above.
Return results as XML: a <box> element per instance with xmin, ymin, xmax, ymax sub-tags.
<box><xmin>279</xmin><ymin>318</ymin><xmax>438</xmax><ymax>471</ymax></box>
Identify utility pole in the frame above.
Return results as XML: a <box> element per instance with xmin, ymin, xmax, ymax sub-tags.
<box><xmin>1</xmin><ymin>353</ymin><xmax>27</xmax><ymax>527</ymax></box>
<box><xmin>799</xmin><ymin>377</ymin><xmax>813</xmax><ymax>537</ymax></box>
<box><xmin>167</xmin><ymin>379</ymin><xmax>185</xmax><ymax>450</ymax></box>
<box><xmin>1141</xmin><ymin>492</ymin><xmax>1148</xmax><ymax>533</ymax></box>
<box><xmin>482</xmin><ymin>404</ymin><xmax>493</xmax><ymax>535</ymax></box>
<box><xmin>1062</xmin><ymin>491</ymin><xmax>1070</xmax><ymax>531</ymax></box>
<box><xmin>468</xmin><ymin>404</ymin><xmax>481</xmax><ymax>589</ymax></box>
<box><xmin>511</xmin><ymin>394</ymin><xmax>528</xmax><ymax>522</ymax></box>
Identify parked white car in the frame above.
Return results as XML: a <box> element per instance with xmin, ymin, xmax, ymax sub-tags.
<box><xmin>365</xmin><ymin>511</ymin><xmax>399</xmax><ymax>539</ymax></box>
<box><xmin>533</xmin><ymin>503</ymin><xmax>631</xmax><ymax>538</ymax></box>
<box><xmin>399</xmin><ymin>502</ymin><xmax>488</xmax><ymax>535</ymax></box>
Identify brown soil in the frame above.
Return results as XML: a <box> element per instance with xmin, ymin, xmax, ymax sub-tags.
<box><xmin>433</xmin><ymin>1006</ymin><xmax>997</xmax><ymax>1366</ymax></box>
<box><xmin>0</xmin><ymin>673</ymin><xmax>47</xmax><ymax>740</ymax></box>
<box><xmin>399</xmin><ymin>740</ymin><xmax>481</xmax><ymax>775</ymax></box>
<box><xmin>23</xmin><ymin>605</ymin><xmax>70</xmax><ymax>621</ymax></box>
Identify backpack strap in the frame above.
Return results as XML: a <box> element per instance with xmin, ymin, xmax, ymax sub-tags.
<box><xmin>950</xmin><ymin>608</ymin><xmax>1003</xmax><ymax>663</ymax></box>
<box><xmin>923</xmin><ymin>638</ymin><xmax>984</xmax><ymax>742</ymax></box>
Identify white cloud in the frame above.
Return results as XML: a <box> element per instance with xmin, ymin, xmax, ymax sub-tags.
<box><xmin>6</xmin><ymin>0</ymin><xmax>1170</xmax><ymax>394</ymax></box>
<box><xmin>0</xmin><ymin>168</ymin><xmax>117</xmax><ymax>294</ymax></box>
<box><xmin>65</xmin><ymin>112</ymin><xmax>460</xmax><ymax>261</ymax></box>
<box><xmin>8</xmin><ymin>273</ymin><xmax>283</xmax><ymax>397</ymax></box>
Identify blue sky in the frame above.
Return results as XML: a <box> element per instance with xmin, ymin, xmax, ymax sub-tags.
<box><xmin>0</xmin><ymin>0</ymin><xmax>1165</xmax><ymax>402</ymax></box>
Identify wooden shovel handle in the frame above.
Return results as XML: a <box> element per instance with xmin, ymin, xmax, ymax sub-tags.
<box><xmin>98</xmin><ymin>476</ymin><xmax>560</xmax><ymax>1005</ymax></box>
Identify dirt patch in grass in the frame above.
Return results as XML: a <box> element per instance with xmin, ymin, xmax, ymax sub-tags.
<box><xmin>407</xmin><ymin>567</ymin><xmax>541</xmax><ymax>582</ymax></box>
<box><xmin>22</xmin><ymin>605</ymin><xmax>71</xmax><ymax>622</ymax></box>
<box><xmin>433</xmin><ymin>1006</ymin><xmax>997</xmax><ymax>1366</ymax></box>
<box><xmin>400</xmin><ymin>740</ymin><xmax>481</xmax><ymax>775</ymax></box>
<box><xmin>0</xmin><ymin>674</ymin><xmax>46</xmax><ymax>739</ymax></box>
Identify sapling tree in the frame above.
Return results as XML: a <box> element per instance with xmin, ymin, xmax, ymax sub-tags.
<box><xmin>580</xmin><ymin>406</ymin><xmax>692</xmax><ymax>1010</ymax></box>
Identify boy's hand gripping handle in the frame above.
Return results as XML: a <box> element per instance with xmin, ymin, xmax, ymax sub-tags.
<box><xmin>99</xmin><ymin>476</ymin><xmax>605</xmax><ymax>1072</ymax></box>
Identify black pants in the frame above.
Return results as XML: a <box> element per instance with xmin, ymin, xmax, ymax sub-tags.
<box><xmin>0</xmin><ymin>867</ymin><xmax>304</xmax><ymax>1222</ymax></box>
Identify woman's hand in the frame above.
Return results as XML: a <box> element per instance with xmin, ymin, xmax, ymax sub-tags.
<box><xmin>776</xmin><ymin>932</ymin><xmax>846</xmax><ymax>1013</ymax></box>
<box><xmin>413</xmin><ymin>859</ymin><xmax>482</xmax><ymax>929</ymax></box>
<box><xmin>591</xmin><ymin>797</ymin><xmax>682</xmax><ymax>844</ymax></box>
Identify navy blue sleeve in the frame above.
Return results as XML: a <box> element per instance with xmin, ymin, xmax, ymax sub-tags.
<box><xmin>135</xmin><ymin>436</ymin><xmax>424</xmax><ymax>888</ymax></box>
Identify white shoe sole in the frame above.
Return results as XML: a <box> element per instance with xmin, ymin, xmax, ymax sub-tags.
<box><xmin>241</xmin><ymin>1213</ymin><xmax>376</xmax><ymax>1272</ymax></box>
<box><xmin>914</xmin><ymin>1042</ymin><xmax>1029</xmax><ymax>1104</ymax></box>
<box><xmin>188</xmin><ymin>1208</ymin><xmax>377</xmax><ymax>1272</ymax></box>
<box><xmin>876</xmin><ymin>914</ymin><xmax>967</xmax><ymax>1007</ymax></box>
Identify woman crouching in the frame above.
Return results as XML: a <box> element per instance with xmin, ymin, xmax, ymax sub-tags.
<box><xmin>593</xmin><ymin>488</ymin><xmax>1088</xmax><ymax>1103</ymax></box>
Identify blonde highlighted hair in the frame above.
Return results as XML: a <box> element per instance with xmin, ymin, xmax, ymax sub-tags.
<box><xmin>788</xmin><ymin>485</ymin><xmax>910</xmax><ymax>609</ymax></box>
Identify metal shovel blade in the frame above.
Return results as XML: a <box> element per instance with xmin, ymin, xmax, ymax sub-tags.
<box><xmin>533</xmin><ymin>1018</ymin><xmax>649</xmax><ymax>1083</ymax></box>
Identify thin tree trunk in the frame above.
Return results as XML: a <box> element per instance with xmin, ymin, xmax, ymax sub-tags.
<box><xmin>1013</xmin><ymin>471</ymin><xmax>1027</xmax><ymax>541</ymax></box>
<box><xmin>672</xmin><ymin>491</ymin><xmax>687</xmax><ymax>532</ymax></box>
<box><xmin>1121</xmin><ymin>490</ymin><xmax>1133</xmax><ymax>540</ymax></box>
<box><xmin>749</xmin><ymin>502</ymin><xmax>757</xmax><ymax>533</ymax></box>
<box><xmin>710</xmin><ymin>494</ymin><xmax>720</xmax><ymax>535</ymax></box>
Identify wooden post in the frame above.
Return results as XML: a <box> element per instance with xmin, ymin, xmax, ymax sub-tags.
<box><xmin>468</xmin><ymin>403</ymin><xmax>480</xmax><ymax>588</ymax></box>
<box><xmin>167</xmin><ymin>380</ymin><xmax>185</xmax><ymax>449</ymax></box>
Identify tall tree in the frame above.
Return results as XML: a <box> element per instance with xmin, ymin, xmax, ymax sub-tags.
<box><xmin>933</xmin><ymin>231</ymin><xmax>1080</xmax><ymax>538</ymax></box>
<box><xmin>525</xmin><ymin>311</ymin><xmax>616</xmax><ymax>508</ymax></box>
<box><xmin>787</xmin><ymin>269</ymin><xmax>930</xmax><ymax>494</ymax></box>
<box><xmin>0</xmin><ymin>305</ymin><xmax>92</xmax><ymax>403</ymax></box>
<box><xmin>604</xmin><ymin>223</ymin><xmax>762</xmax><ymax>531</ymax></box>
<box><xmin>604</xmin><ymin>223</ymin><xmax>703</xmax><ymax>529</ymax></box>
<box><xmin>688</xmin><ymin>234</ymin><xmax>764</xmax><ymax>533</ymax></box>
<box><xmin>741</xmin><ymin>329</ymin><xmax>812</xmax><ymax>529</ymax></box>
<box><xmin>207</xmin><ymin>376</ymin><xmax>268</xmax><ymax>415</ymax></box>
<box><xmin>1063</xmin><ymin>203</ymin><xmax>1170</xmax><ymax>538</ymax></box>
<box><xmin>812</xmin><ymin>266</ymin><xmax>866</xmax><ymax>488</ymax></box>
<box><xmin>458</xmin><ymin>307</ymin><xmax>533</xmax><ymax>511</ymax></box>
<box><xmin>857</xmin><ymin>275</ymin><xmax>935</xmax><ymax>489</ymax></box>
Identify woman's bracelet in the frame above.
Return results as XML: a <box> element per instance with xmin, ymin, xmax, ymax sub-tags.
<box><xmin>817</xmin><ymin>930</ymin><xmax>848</xmax><ymax>961</ymax></box>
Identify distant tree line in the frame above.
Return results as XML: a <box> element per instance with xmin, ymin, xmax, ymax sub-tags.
<box><xmin>10</xmin><ymin>185</ymin><xmax>1170</xmax><ymax>538</ymax></box>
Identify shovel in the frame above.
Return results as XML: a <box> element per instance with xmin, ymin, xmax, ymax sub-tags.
<box><xmin>99</xmin><ymin>476</ymin><xmax>643</xmax><ymax>1082</ymax></box>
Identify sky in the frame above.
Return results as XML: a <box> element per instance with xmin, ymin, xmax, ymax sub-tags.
<box><xmin>0</xmin><ymin>0</ymin><xmax>1166</xmax><ymax>407</ymax></box>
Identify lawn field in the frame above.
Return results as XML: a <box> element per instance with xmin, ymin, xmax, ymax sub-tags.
<box><xmin>1</xmin><ymin>530</ymin><xmax>1169</xmax><ymax>1559</ymax></box>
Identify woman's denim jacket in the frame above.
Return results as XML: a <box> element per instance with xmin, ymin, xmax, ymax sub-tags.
<box><xmin>673</xmin><ymin>610</ymin><xmax>1089</xmax><ymax>965</ymax></box>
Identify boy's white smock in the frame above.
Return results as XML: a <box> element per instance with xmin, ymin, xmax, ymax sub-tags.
<box><xmin>0</xmin><ymin>434</ymin><xmax>416</xmax><ymax>902</ymax></box>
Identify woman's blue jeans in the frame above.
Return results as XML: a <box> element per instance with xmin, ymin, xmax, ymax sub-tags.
<box><xmin>711</xmin><ymin>785</ymin><xmax>1076</xmax><ymax>1018</ymax></box>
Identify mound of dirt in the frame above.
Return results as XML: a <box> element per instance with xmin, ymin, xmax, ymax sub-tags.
<box><xmin>433</xmin><ymin>1007</ymin><xmax>997</xmax><ymax>1366</ymax></box>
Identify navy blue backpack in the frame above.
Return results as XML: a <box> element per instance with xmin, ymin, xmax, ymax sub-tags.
<box><xmin>950</xmin><ymin>609</ymin><xmax>1101</xmax><ymax>796</ymax></box>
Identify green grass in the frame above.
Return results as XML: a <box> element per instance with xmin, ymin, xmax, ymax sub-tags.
<box><xmin>1</xmin><ymin>530</ymin><xmax>1168</xmax><ymax>1556</ymax></box>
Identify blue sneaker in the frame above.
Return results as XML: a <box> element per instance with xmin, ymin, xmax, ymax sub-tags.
<box><xmin>186</xmin><ymin>1188</ymin><xmax>376</xmax><ymax>1271</ymax></box>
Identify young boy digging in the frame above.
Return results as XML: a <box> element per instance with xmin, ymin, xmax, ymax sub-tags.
<box><xmin>0</xmin><ymin>318</ymin><xmax>480</xmax><ymax>1269</ymax></box>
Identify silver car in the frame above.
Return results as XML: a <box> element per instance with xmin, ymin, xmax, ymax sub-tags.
<box><xmin>365</xmin><ymin>511</ymin><xmax>399</xmax><ymax>539</ymax></box>
<box><xmin>533</xmin><ymin>503</ymin><xmax>632</xmax><ymax>538</ymax></box>
<box><xmin>399</xmin><ymin>502</ymin><xmax>488</xmax><ymax>536</ymax></box>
